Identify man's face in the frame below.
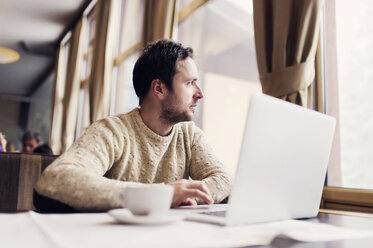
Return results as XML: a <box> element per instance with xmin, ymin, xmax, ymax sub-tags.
<box><xmin>161</xmin><ymin>57</ymin><xmax>204</xmax><ymax>124</ymax></box>
<box><xmin>22</xmin><ymin>138</ymin><xmax>38</xmax><ymax>153</ymax></box>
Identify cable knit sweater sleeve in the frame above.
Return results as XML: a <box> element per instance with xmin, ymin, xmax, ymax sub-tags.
<box><xmin>35</xmin><ymin>117</ymin><xmax>139</xmax><ymax>211</ymax></box>
<box><xmin>188</xmin><ymin>125</ymin><xmax>232</xmax><ymax>203</ymax></box>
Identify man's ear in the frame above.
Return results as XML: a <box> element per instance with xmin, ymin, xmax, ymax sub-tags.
<box><xmin>151</xmin><ymin>79</ymin><xmax>167</xmax><ymax>100</ymax></box>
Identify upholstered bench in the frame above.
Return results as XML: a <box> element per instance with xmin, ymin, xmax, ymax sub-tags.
<box><xmin>0</xmin><ymin>152</ymin><xmax>58</xmax><ymax>212</ymax></box>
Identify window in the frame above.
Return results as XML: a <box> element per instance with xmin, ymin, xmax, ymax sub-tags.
<box><xmin>325</xmin><ymin>0</ymin><xmax>373</xmax><ymax>190</ymax></box>
<box><xmin>75</xmin><ymin>6</ymin><xmax>96</xmax><ymax>139</ymax></box>
<box><xmin>110</xmin><ymin>0</ymin><xmax>144</xmax><ymax>115</ymax></box>
<box><xmin>178</xmin><ymin>0</ymin><xmax>261</xmax><ymax>175</ymax></box>
<box><xmin>320</xmin><ymin>0</ymin><xmax>373</xmax><ymax>213</ymax></box>
<box><xmin>334</xmin><ymin>0</ymin><xmax>373</xmax><ymax>189</ymax></box>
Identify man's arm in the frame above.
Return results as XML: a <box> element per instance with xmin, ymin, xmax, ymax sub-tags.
<box><xmin>35</xmin><ymin>118</ymin><xmax>213</xmax><ymax>211</ymax></box>
<box><xmin>35</xmin><ymin>118</ymin><xmax>138</xmax><ymax>211</ymax></box>
<box><xmin>188</xmin><ymin>126</ymin><xmax>232</xmax><ymax>204</ymax></box>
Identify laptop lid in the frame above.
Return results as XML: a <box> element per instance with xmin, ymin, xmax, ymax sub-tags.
<box><xmin>188</xmin><ymin>94</ymin><xmax>336</xmax><ymax>226</ymax></box>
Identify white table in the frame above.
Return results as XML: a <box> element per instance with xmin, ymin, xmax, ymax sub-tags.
<box><xmin>1</xmin><ymin>208</ymin><xmax>372</xmax><ymax>248</ymax></box>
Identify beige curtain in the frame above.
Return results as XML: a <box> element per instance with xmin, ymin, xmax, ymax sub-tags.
<box><xmin>50</xmin><ymin>44</ymin><xmax>66</xmax><ymax>154</ymax></box>
<box><xmin>142</xmin><ymin>0</ymin><xmax>178</xmax><ymax>46</ymax></box>
<box><xmin>60</xmin><ymin>18</ymin><xmax>86</xmax><ymax>152</ymax></box>
<box><xmin>89</xmin><ymin>0</ymin><xmax>120</xmax><ymax>122</ymax></box>
<box><xmin>253</xmin><ymin>0</ymin><xmax>323</xmax><ymax>106</ymax></box>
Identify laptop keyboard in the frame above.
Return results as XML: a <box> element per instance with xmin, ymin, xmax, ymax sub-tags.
<box><xmin>199</xmin><ymin>210</ymin><xmax>227</xmax><ymax>218</ymax></box>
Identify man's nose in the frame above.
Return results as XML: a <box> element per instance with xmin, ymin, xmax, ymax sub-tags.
<box><xmin>194</xmin><ymin>84</ymin><xmax>204</xmax><ymax>99</ymax></box>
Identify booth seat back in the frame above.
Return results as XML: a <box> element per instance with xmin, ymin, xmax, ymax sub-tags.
<box><xmin>0</xmin><ymin>152</ymin><xmax>58</xmax><ymax>212</ymax></box>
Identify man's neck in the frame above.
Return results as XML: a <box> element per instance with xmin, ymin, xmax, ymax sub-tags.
<box><xmin>139</xmin><ymin>104</ymin><xmax>173</xmax><ymax>136</ymax></box>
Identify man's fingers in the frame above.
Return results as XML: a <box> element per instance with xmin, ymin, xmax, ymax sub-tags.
<box><xmin>185</xmin><ymin>180</ymin><xmax>211</xmax><ymax>197</ymax></box>
<box><xmin>181</xmin><ymin>198</ymin><xmax>197</xmax><ymax>206</ymax></box>
<box><xmin>168</xmin><ymin>179</ymin><xmax>214</xmax><ymax>207</ymax></box>
<box><xmin>184</xmin><ymin>188</ymin><xmax>213</xmax><ymax>205</ymax></box>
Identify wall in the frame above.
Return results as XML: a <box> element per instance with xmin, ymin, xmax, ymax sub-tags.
<box><xmin>0</xmin><ymin>99</ymin><xmax>23</xmax><ymax>150</ymax></box>
<box><xmin>28</xmin><ymin>73</ymin><xmax>54</xmax><ymax>146</ymax></box>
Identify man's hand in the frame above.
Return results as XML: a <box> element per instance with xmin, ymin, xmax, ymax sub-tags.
<box><xmin>168</xmin><ymin>179</ymin><xmax>214</xmax><ymax>207</ymax></box>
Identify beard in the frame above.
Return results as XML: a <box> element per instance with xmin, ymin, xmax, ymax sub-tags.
<box><xmin>160</xmin><ymin>96</ymin><xmax>193</xmax><ymax>125</ymax></box>
<box><xmin>161</xmin><ymin>108</ymin><xmax>191</xmax><ymax>125</ymax></box>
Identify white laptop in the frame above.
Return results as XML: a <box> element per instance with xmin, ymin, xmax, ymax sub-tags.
<box><xmin>187</xmin><ymin>93</ymin><xmax>336</xmax><ymax>226</ymax></box>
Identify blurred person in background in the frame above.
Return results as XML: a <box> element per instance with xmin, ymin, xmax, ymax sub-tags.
<box><xmin>22</xmin><ymin>130</ymin><xmax>42</xmax><ymax>153</ymax></box>
<box><xmin>34</xmin><ymin>144</ymin><xmax>53</xmax><ymax>155</ymax></box>
<box><xmin>6</xmin><ymin>141</ymin><xmax>15</xmax><ymax>152</ymax></box>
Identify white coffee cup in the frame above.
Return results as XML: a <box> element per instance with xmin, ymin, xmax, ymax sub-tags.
<box><xmin>118</xmin><ymin>184</ymin><xmax>174</xmax><ymax>216</ymax></box>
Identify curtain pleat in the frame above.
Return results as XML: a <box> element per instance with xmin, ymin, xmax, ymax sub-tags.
<box><xmin>50</xmin><ymin>44</ymin><xmax>66</xmax><ymax>154</ymax></box>
<box><xmin>253</xmin><ymin>0</ymin><xmax>323</xmax><ymax>106</ymax></box>
<box><xmin>89</xmin><ymin>0</ymin><xmax>120</xmax><ymax>123</ymax></box>
<box><xmin>142</xmin><ymin>0</ymin><xmax>178</xmax><ymax>46</ymax></box>
<box><xmin>50</xmin><ymin>44</ymin><xmax>65</xmax><ymax>154</ymax></box>
<box><xmin>60</xmin><ymin>18</ymin><xmax>86</xmax><ymax>152</ymax></box>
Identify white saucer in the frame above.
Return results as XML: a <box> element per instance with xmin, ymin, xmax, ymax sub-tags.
<box><xmin>108</xmin><ymin>209</ymin><xmax>185</xmax><ymax>225</ymax></box>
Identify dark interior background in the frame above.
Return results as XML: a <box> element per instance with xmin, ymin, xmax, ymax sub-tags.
<box><xmin>0</xmin><ymin>0</ymin><xmax>92</xmax><ymax>150</ymax></box>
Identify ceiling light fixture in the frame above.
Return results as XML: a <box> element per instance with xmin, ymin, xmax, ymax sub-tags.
<box><xmin>0</xmin><ymin>46</ymin><xmax>20</xmax><ymax>64</ymax></box>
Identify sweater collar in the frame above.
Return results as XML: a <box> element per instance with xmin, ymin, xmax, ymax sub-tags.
<box><xmin>130</xmin><ymin>108</ymin><xmax>176</xmax><ymax>144</ymax></box>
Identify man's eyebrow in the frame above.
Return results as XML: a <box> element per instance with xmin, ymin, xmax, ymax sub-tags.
<box><xmin>185</xmin><ymin>78</ymin><xmax>198</xmax><ymax>82</ymax></box>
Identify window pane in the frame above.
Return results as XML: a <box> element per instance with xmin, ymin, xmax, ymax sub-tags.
<box><xmin>60</xmin><ymin>42</ymin><xmax>70</xmax><ymax>97</ymax></box>
<box><xmin>112</xmin><ymin>52</ymin><xmax>140</xmax><ymax>114</ymax></box>
<box><xmin>110</xmin><ymin>0</ymin><xmax>144</xmax><ymax>116</ymax></box>
<box><xmin>178</xmin><ymin>0</ymin><xmax>261</xmax><ymax>175</ymax></box>
<box><xmin>82</xmin><ymin>8</ymin><xmax>96</xmax><ymax>80</ymax></box>
<box><xmin>75</xmin><ymin>85</ymin><xmax>90</xmax><ymax>139</ymax></box>
<box><xmin>179</xmin><ymin>0</ymin><xmax>194</xmax><ymax>9</ymax></box>
<box><xmin>118</xmin><ymin>0</ymin><xmax>144</xmax><ymax>54</ymax></box>
<box><xmin>76</xmin><ymin>9</ymin><xmax>96</xmax><ymax>139</ymax></box>
<box><xmin>330</xmin><ymin>0</ymin><xmax>373</xmax><ymax>189</ymax></box>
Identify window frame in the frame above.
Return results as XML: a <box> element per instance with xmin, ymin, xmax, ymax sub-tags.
<box><xmin>319</xmin><ymin>0</ymin><xmax>373</xmax><ymax>213</ymax></box>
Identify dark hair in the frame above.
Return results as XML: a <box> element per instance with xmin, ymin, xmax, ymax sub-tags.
<box><xmin>33</xmin><ymin>144</ymin><xmax>53</xmax><ymax>155</ymax></box>
<box><xmin>22</xmin><ymin>130</ymin><xmax>42</xmax><ymax>144</ymax></box>
<box><xmin>133</xmin><ymin>39</ymin><xmax>194</xmax><ymax>104</ymax></box>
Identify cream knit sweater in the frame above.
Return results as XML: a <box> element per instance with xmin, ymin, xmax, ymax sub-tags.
<box><xmin>35</xmin><ymin>108</ymin><xmax>232</xmax><ymax>211</ymax></box>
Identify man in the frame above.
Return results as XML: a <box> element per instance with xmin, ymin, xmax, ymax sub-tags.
<box><xmin>22</xmin><ymin>130</ymin><xmax>42</xmax><ymax>153</ymax></box>
<box><xmin>35</xmin><ymin>39</ymin><xmax>232</xmax><ymax>211</ymax></box>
